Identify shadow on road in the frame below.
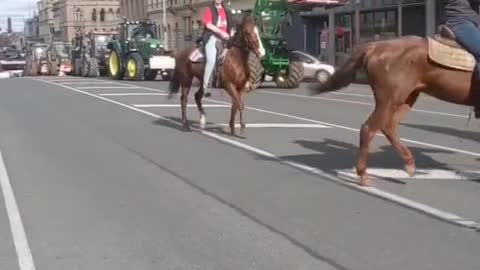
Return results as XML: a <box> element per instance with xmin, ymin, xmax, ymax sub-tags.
<box><xmin>279</xmin><ymin>138</ymin><xmax>452</xmax><ymax>170</ymax></box>
<box><xmin>401</xmin><ymin>123</ymin><xmax>480</xmax><ymax>143</ymax></box>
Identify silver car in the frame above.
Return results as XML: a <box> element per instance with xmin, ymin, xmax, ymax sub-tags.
<box><xmin>289</xmin><ymin>50</ymin><xmax>335</xmax><ymax>83</ymax></box>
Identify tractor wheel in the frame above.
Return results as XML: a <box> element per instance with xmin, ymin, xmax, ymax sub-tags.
<box><xmin>49</xmin><ymin>60</ymin><xmax>58</xmax><ymax>76</ymax></box>
<box><xmin>144</xmin><ymin>69</ymin><xmax>157</xmax><ymax>80</ymax></box>
<box><xmin>248</xmin><ymin>52</ymin><xmax>264</xmax><ymax>92</ymax></box>
<box><xmin>74</xmin><ymin>59</ymin><xmax>82</xmax><ymax>76</ymax></box>
<box><xmin>30</xmin><ymin>62</ymin><xmax>38</xmax><ymax>76</ymax></box>
<box><xmin>274</xmin><ymin>61</ymin><xmax>304</xmax><ymax>89</ymax></box>
<box><xmin>125</xmin><ymin>52</ymin><xmax>145</xmax><ymax>80</ymax></box>
<box><xmin>88</xmin><ymin>57</ymin><xmax>99</xmax><ymax>77</ymax></box>
<box><xmin>81</xmin><ymin>57</ymin><xmax>90</xmax><ymax>77</ymax></box>
<box><xmin>108</xmin><ymin>50</ymin><xmax>124</xmax><ymax>80</ymax></box>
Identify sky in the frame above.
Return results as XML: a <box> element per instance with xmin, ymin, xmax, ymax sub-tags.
<box><xmin>0</xmin><ymin>0</ymin><xmax>37</xmax><ymax>33</ymax></box>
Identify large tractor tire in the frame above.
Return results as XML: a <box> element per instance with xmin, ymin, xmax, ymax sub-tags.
<box><xmin>49</xmin><ymin>60</ymin><xmax>58</xmax><ymax>76</ymax></box>
<box><xmin>30</xmin><ymin>62</ymin><xmax>38</xmax><ymax>76</ymax></box>
<box><xmin>108</xmin><ymin>50</ymin><xmax>124</xmax><ymax>80</ymax></box>
<box><xmin>274</xmin><ymin>61</ymin><xmax>304</xmax><ymax>89</ymax></box>
<box><xmin>81</xmin><ymin>56</ymin><xmax>99</xmax><ymax>77</ymax></box>
<box><xmin>88</xmin><ymin>57</ymin><xmax>99</xmax><ymax>77</ymax></box>
<box><xmin>248</xmin><ymin>52</ymin><xmax>264</xmax><ymax>92</ymax></box>
<box><xmin>144</xmin><ymin>69</ymin><xmax>157</xmax><ymax>80</ymax></box>
<box><xmin>125</xmin><ymin>52</ymin><xmax>145</xmax><ymax>81</ymax></box>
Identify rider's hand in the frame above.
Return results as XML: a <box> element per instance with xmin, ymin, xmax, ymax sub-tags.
<box><xmin>220</xmin><ymin>31</ymin><xmax>230</xmax><ymax>40</ymax></box>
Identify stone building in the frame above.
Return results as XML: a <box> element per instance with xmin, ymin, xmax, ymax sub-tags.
<box><xmin>35</xmin><ymin>0</ymin><xmax>121</xmax><ymax>43</ymax></box>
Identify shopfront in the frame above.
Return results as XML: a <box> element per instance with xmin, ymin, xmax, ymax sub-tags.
<box><xmin>298</xmin><ymin>0</ymin><xmax>438</xmax><ymax>66</ymax></box>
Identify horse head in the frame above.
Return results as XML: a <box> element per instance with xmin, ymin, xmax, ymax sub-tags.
<box><xmin>232</xmin><ymin>16</ymin><xmax>266</xmax><ymax>59</ymax></box>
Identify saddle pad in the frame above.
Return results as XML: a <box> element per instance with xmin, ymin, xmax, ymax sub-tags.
<box><xmin>189</xmin><ymin>48</ymin><xmax>204</xmax><ymax>63</ymax></box>
<box><xmin>427</xmin><ymin>37</ymin><xmax>475</xmax><ymax>72</ymax></box>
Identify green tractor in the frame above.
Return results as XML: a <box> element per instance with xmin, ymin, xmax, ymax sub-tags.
<box><xmin>106</xmin><ymin>20</ymin><xmax>175</xmax><ymax>81</ymax></box>
<box><xmin>245</xmin><ymin>0</ymin><xmax>347</xmax><ymax>89</ymax></box>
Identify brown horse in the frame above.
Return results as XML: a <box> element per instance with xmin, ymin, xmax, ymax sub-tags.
<box><xmin>309</xmin><ymin>25</ymin><xmax>480</xmax><ymax>187</ymax></box>
<box><xmin>168</xmin><ymin>16</ymin><xmax>265</xmax><ymax>136</ymax></box>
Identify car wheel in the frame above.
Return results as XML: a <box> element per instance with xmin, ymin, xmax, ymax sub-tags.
<box><xmin>316</xmin><ymin>70</ymin><xmax>331</xmax><ymax>83</ymax></box>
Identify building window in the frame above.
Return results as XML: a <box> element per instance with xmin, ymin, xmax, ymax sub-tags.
<box><xmin>100</xmin><ymin>9</ymin><xmax>106</xmax><ymax>22</ymax></box>
<box><xmin>92</xmin><ymin>9</ymin><xmax>97</xmax><ymax>21</ymax></box>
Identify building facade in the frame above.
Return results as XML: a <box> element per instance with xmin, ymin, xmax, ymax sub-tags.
<box><xmin>298</xmin><ymin>0</ymin><xmax>441</xmax><ymax>65</ymax></box>
<box><xmin>31</xmin><ymin>0</ymin><xmax>121</xmax><ymax>43</ymax></box>
<box><xmin>120</xmin><ymin>0</ymin><xmax>148</xmax><ymax>20</ymax></box>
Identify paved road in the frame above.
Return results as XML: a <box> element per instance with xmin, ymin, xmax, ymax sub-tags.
<box><xmin>0</xmin><ymin>76</ymin><xmax>479</xmax><ymax>270</ymax></box>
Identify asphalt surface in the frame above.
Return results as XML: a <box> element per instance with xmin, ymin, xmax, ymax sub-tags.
<box><xmin>0</xmin><ymin>75</ymin><xmax>479</xmax><ymax>270</ymax></box>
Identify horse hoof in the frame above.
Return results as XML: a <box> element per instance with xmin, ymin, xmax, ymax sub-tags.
<box><xmin>183</xmin><ymin>125</ymin><xmax>192</xmax><ymax>132</ymax></box>
<box><xmin>359</xmin><ymin>174</ymin><xmax>371</xmax><ymax>187</ymax></box>
<box><xmin>204</xmin><ymin>92</ymin><xmax>212</xmax><ymax>98</ymax></box>
<box><xmin>199</xmin><ymin>114</ymin><xmax>206</xmax><ymax>129</ymax></box>
<box><xmin>405</xmin><ymin>164</ymin><xmax>416</xmax><ymax>177</ymax></box>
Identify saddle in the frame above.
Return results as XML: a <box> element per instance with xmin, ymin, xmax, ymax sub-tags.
<box><xmin>188</xmin><ymin>38</ymin><xmax>228</xmax><ymax>65</ymax></box>
<box><xmin>428</xmin><ymin>24</ymin><xmax>476</xmax><ymax>71</ymax></box>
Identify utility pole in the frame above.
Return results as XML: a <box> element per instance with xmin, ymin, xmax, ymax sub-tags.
<box><xmin>162</xmin><ymin>0</ymin><xmax>168</xmax><ymax>50</ymax></box>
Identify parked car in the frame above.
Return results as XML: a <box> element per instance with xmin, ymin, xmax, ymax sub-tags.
<box><xmin>288</xmin><ymin>50</ymin><xmax>335</xmax><ymax>83</ymax></box>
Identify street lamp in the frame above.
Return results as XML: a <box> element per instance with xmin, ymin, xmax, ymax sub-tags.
<box><xmin>162</xmin><ymin>0</ymin><xmax>168</xmax><ymax>50</ymax></box>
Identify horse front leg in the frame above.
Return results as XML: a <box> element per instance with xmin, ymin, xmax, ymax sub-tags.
<box><xmin>238</xmin><ymin>90</ymin><xmax>247</xmax><ymax>136</ymax></box>
<box><xmin>195</xmin><ymin>84</ymin><xmax>206</xmax><ymax>129</ymax></box>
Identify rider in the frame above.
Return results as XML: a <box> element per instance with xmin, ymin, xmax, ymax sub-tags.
<box><xmin>444</xmin><ymin>0</ymin><xmax>480</xmax><ymax>114</ymax></box>
<box><xmin>200</xmin><ymin>0</ymin><xmax>234</xmax><ymax>97</ymax></box>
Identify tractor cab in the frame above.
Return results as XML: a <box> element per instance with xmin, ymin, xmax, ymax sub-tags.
<box><xmin>50</xmin><ymin>42</ymin><xmax>72</xmax><ymax>74</ymax></box>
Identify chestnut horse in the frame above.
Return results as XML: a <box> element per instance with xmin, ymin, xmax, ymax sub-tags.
<box><xmin>309</xmin><ymin>26</ymin><xmax>480</xmax><ymax>187</ymax></box>
<box><xmin>168</xmin><ymin>16</ymin><xmax>265</xmax><ymax>136</ymax></box>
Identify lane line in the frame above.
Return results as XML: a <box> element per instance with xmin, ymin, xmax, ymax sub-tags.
<box><xmin>259</xmin><ymin>90</ymin><xmax>469</xmax><ymax>119</ymax></box>
<box><xmin>60</xmin><ymin>81</ymin><xmax>118</xmax><ymax>85</ymax></box>
<box><xmin>207</xmin><ymin>123</ymin><xmax>331</xmax><ymax>128</ymax></box>
<box><xmin>99</xmin><ymin>93</ymin><xmax>168</xmax><ymax>96</ymax></box>
<box><xmin>34</xmin><ymin>78</ymin><xmax>480</xmax><ymax>230</ymax></box>
<box><xmin>76</xmin><ymin>86</ymin><xmax>141</xmax><ymax>89</ymax></box>
<box><xmin>133</xmin><ymin>104</ymin><xmax>229</xmax><ymax>108</ymax></box>
<box><xmin>0</xmin><ymin>152</ymin><xmax>37</xmax><ymax>270</ymax></box>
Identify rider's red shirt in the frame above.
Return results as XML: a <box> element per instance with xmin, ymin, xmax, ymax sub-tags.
<box><xmin>202</xmin><ymin>6</ymin><xmax>228</xmax><ymax>34</ymax></box>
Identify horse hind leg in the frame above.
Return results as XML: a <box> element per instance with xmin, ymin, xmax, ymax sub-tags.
<box><xmin>382</xmin><ymin>92</ymin><xmax>420</xmax><ymax>177</ymax></box>
<box><xmin>356</xmin><ymin>104</ymin><xmax>390</xmax><ymax>186</ymax></box>
<box><xmin>181</xmin><ymin>83</ymin><xmax>192</xmax><ymax>132</ymax></box>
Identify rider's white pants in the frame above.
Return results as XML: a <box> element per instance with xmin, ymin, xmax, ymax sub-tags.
<box><xmin>203</xmin><ymin>35</ymin><xmax>219</xmax><ymax>90</ymax></box>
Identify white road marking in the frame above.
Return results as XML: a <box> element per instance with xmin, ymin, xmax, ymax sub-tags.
<box><xmin>259</xmin><ymin>90</ymin><xmax>469</xmax><ymax>119</ymax></box>
<box><xmin>77</xmin><ymin>86</ymin><xmax>140</xmax><ymax>89</ymax></box>
<box><xmin>61</xmin><ymin>81</ymin><xmax>117</xmax><ymax>85</ymax></box>
<box><xmin>207</xmin><ymin>123</ymin><xmax>331</xmax><ymax>128</ymax></box>
<box><xmin>0</xmin><ymin>152</ymin><xmax>37</xmax><ymax>270</ymax></box>
<box><xmin>99</xmin><ymin>93</ymin><xmax>168</xmax><ymax>96</ymax></box>
<box><xmin>34</xmin><ymin>78</ymin><xmax>480</xmax><ymax>230</ymax></box>
<box><xmin>48</xmin><ymin>79</ymin><xmax>103</xmax><ymax>83</ymax></box>
<box><xmin>337</xmin><ymin>168</ymin><xmax>480</xmax><ymax>180</ymax></box>
<box><xmin>133</xmin><ymin>104</ymin><xmax>229</xmax><ymax>108</ymax></box>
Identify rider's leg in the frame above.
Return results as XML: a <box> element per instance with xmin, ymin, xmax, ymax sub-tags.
<box><xmin>203</xmin><ymin>35</ymin><xmax>218</xmax><ymax>97</ymax></box>
<box><xmin>449</xmin><ymin>20</ymin><xmax>480</xmax><ymax>116</ymax></box>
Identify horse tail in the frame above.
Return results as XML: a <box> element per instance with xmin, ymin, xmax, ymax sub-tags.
<box><xmin>308</xmin><ymin>44</ymin><xmax>374</xmax><ymax>95</ymax></box>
